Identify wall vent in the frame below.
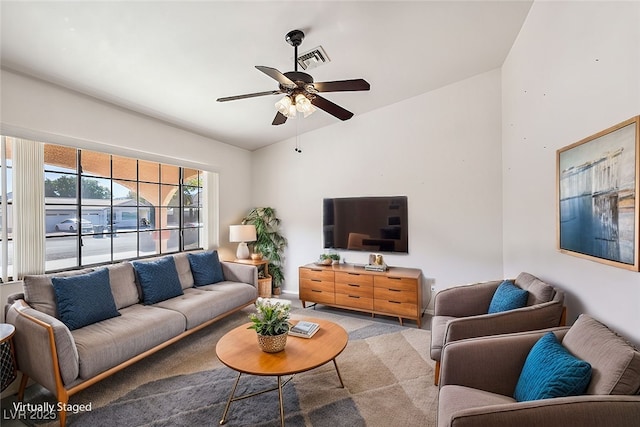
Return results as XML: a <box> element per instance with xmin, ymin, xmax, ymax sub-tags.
<box><xmin>296</xmin><ymin>46</ymin><xmax>330</xmax><ymax>70</ymax></box>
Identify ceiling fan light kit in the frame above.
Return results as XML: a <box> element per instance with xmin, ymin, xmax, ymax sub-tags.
<box><xmin>217</xmin><ymin>29</ymin><xmax>370</xmax><ymax>126</ymax></box>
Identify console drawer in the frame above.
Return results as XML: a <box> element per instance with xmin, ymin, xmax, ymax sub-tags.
<box><xmin>335</xmin><ymin>271</ymin><xmax>373</xmax><ymax>286</ymax></box>
<box><xmin>374</xmin><ymin>287</ymin><xmax>417</xmax><ymax>304</ymax></box>
<box><xmin>374</xmin><ymin>299</ymin><xmax>418</xmax><ymax>317</ymax></box>
<box><xmin>336</xmin><ymin>293</ymin><xmax>373</xmax><ymax>311</ymax></box>
<box><xmin>335</xmin><ymin>282</ymin><xmax>373</xmax><ymax>298</ymax></box>
<box><xmin>300</xmin><ymin>278</ymin><xmax>334</xmax><ymax>293</ymax></box>
<box><xmin>300</xmin><ymin>286</ymin><xmax>335</xmax><ymax>305</ymax></box>
<box><xmin>374</xmin><ymin>276</ymin><xmax>418</xmax><ymax>292</ymax></box>
<box><xmin>300</xmin><ymin>267</ymin><xmax>334</xmax><ymax>282</ymax></box>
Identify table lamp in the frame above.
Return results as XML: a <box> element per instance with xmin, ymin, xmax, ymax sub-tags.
<box><xmin>229</xmin><ymin>224</ymin><xmax>257</xmax><ymax>259</ymax></box>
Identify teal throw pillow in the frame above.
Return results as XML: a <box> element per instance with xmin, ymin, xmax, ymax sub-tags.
<box><xmin>514</xmin><ymin>332</ymin><xmax>592</xmax><ymax>402</ymax></box>
<box><xmin>132</xmin><ymin>257</ymin><xmax>183</xmax><ymax>305</ymax></box>
<box><xmin>187</xmin><ymin>250</ymin><xmax>224</xmax><ymax>286</ymax></box>
<box><xmin>488</xmin><ymin>280</ymin><xmax>529</xmax><ymax>313</ymax></box>
<box><xmin>51</xmin><ymin>268</ymin><xmax>120</xmax><ymax>330</ymax></box>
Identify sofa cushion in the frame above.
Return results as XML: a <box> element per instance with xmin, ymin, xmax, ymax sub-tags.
<box><xmin>132</xmin><ymin>257</ymin><xmax>184</xmax><ymax>305</ymax></box>
<box><xmin>430</xmin><ymin>315</ymin><xmax>455</xmax><ymax>360</ymax></box>
<box><xmin>23</xmin><ymin>268</ymin><xmax>94</xmax><ymax>318</ymax></box>
<box><xmin>188</xmin><ymin>250</ymin><xmax>224</xmax><ymax>286</ymax></box>
<box><xmin>562</xmin><ymin>314</ymin><xmax>640</xmax><ymax>395</ymax></box>
<box><xmin>172</xmin><ymin>252</ymin><xmax>195</xmax><ymax>290</ymax></box>
<box><xmin>51</xmin><ymin>268</ymin><xmax>121</xmax><ymax>330</ymax></box>
<box><xmin>515</xmin><ymin>272</ymin><xmax>555</xmax><ymax>305</ymax></box>
<box><xmin>488</xmin><ymin>281</ymin><xmax>529</xmax><ymax>314</ymax></box>
<box><xmin>154</xmin><ymin>281</ymin><xmax>257</xmax><ymax>329</ymax></box>
<box><xmin>71</xmin><ymin>304</ymin><xmax>186</xmax><ymax>379</ymax></box>
<box><xmin>514</xmin><ymin>332</ymin><xmax>592</xmax><ymax>402</ymax></box>
<box><xmin>439</xmin><ymin>385</ymin><xmax>515</xmax><ymax>426</ymax></box>
<box><xmin>106</xmin><ymin>263</ymin><xmax>139</xmax><ymax>309</ymax></box>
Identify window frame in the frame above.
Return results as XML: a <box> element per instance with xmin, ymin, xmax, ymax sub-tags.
<box><xmin>42</xmin><ymin>144</ymin><xmax>204</xmax><ymax>273</ymax></box>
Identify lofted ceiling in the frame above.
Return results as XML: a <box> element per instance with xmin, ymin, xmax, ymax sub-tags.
<box><xmin>1</xmin><ymin>1</ymin><xmax>533</xmax><ymax>151</ymax></box>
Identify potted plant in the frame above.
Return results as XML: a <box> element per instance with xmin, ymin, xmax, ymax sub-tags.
<box><xmin>248</xmin><ymin>298</ymin><xmax>291</xmax><ymax>352</ymax></box>
<box><xmin>319</xmin><ymin>253</ymin><xmax>340</xmax><ymax>265</ymax></box>
<box><xmin>242</xmin><ymin>207</ymin><xmax>287</xmax><ymax>295</ymax></box>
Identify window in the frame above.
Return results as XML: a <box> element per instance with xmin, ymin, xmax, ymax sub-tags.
<box><xmin>43</xmin><ymin>144</ymin><xmax>204</xmax><ymax>272</ymax></box>
<box><xmin>0</xmin><ymin>137</ymin><xmax>13</xmax><ymax>281</ymax></box>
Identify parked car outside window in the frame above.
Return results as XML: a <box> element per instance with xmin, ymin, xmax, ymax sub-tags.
<box><xmin>54</xmin><ymin>218</ymin><xmax>94</xmax><ymax>233</ymax></box>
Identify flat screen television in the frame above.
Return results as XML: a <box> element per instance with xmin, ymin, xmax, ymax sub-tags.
<box><xmin>323</xmin><ymin>196</ymin><xmax>408</xmax><ymax>253</ymax></box>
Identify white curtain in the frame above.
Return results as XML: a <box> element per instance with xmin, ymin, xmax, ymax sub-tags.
<box><xmin>13</xmin><ymin>139</ymin><xmax>45</xmax><ymax>278</ymax></box>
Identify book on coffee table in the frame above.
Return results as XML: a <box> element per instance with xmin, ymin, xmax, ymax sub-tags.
<box><xmin>289</xmin><ymin>321</ymin><xmax>320</xmax><ymax>338</ymax></box>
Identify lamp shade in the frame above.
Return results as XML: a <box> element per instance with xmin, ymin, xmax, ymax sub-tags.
<box><xmin>229</xmin><ymin>225</ymin><xmax>257</xmax><ymax>243</ymax></box>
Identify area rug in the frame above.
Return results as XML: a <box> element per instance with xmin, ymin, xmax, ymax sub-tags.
<box><xmin>18</xmin><ymin>305</ymin><xmax>438</xmax><ymax>426</ymax></box>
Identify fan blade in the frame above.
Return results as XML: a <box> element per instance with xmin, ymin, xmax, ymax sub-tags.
<box><xmin>272</xmin><ymin>112</ymin><xmax>287</xmax><ymax>126</ymax></box>
<box><xmin>256</xmin><ymin>66</ymin><xmax>296</xmax><ymax>89</ymax></box>
<box><xmin>217</xmin><ymin>90</ymin><xmax>281</xmax><ymax>102</ymax></box>
<box><xmin>311</xmin><ymin>95</ymin><xmax>354</xmax><ymax>121</ymax></box>
<box><xmin>313</xmin><ymin>79</ymin><xmax>370</xmax><ymax>93</ymax></box>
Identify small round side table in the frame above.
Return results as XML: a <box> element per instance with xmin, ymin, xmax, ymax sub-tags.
<box><xmin>0</xmin><ymin>323</ymin><xmax>17</xmax><ymax>392</ymax></box>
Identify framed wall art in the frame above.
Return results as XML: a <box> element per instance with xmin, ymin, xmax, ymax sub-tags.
<box><xmin>557</xmin><ymin>116</ymin><xmax>640</xmax><ymax>271</ymax></box>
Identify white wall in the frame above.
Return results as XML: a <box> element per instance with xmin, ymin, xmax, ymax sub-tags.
<box><xmin>502</xmin><ymin>1</ymin><xmax>640</xmax><ymax>344</ymax></box>
<box><xmin>251</xmin><ymin>69</ymin><xmax>505</xmax><ymax>308</ymax></box>
<box><xmin>0</xmin><ymin>69</ymin><xmax>253</xmax><ymax>260</ymax></box>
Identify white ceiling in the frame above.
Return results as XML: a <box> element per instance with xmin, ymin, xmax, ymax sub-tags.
<box><xmin>1</xmin><ymin>1</ymin><xmax>532</xmax><ymax>151</ymax></box>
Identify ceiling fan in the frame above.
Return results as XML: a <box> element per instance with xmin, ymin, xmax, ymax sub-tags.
<box><xmin>216</xmin><ymin>29</ymin><xmax>370</xmax><ymax>126</ymax></box>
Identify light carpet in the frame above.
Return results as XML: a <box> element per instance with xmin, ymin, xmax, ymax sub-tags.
<box><xmin>22</xmin><ymin>306</ymin><xmax>438</xmax><ymax>426</ymax></box>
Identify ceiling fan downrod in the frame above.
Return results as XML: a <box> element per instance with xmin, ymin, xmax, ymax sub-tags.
<box><xmin>285</xmin><ymin>29</ymin><xmax>305</xmax><ymax>72</ymax></box>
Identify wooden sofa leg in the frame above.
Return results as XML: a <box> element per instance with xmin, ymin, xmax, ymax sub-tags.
<box><xmin>58</xmin><ymin>397</ymin><xmax>68</xmax><ymax>427</ymax></box>
<box><xmin>434</xmin><ymin>360</ymin><xmax>440</xmax><ymax>386</ymax></box>
<box><xmin>17</xmin><ymin>373</ymin><xmax>29</xmax><ymax>400</ymax></box>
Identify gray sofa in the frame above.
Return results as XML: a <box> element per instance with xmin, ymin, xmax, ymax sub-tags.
<box><xmin>437</xmin><ymin>314</ymin><xmax>640</xmax><ymax>427</ymax></box>
<box><xmin>5</xmin><ymin>251</ymin><xmax>258</xmax><ymax>426</ymax></box>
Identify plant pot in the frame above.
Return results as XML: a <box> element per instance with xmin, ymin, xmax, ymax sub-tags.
<box><xmin>256</xmin><ymin>331</ymin><xmax>288</xmax><ymax>353</ymax></box>
<box><xmin>272</xmin><ymin>287</ymin><xmax>282</xmax><ymax>296</ymax></box>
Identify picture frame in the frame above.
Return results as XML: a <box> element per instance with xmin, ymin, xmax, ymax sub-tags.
<box><xmin>557</xmin><ymin>116</ymin><xmax>640</xmax><ymax>271</ymax></box>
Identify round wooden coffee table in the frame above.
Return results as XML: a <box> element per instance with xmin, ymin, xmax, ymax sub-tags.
<box><xmin>216</xmin><ymin>318</ymin><xmax>348</xmax><ymax>426</ymax></box>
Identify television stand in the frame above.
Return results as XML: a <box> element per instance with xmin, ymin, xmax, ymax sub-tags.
<box><xmin>298</xmin><ymin>263</ymin><xmax>423</xmax><ymax>328</ymax></box>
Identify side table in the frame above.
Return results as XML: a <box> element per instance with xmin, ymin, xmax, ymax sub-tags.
<box><xmin>231</xmin><ymin>258</ymin><xmax>272</xmax><ymax>298</ymax></box>
<box><xmin>1</xmin><ymin>323</ymin><xmax>17</xmax><ymax>392</ymax></box>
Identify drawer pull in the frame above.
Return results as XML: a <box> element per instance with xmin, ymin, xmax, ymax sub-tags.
<box><xmin>348</xmin><ymin>283</ymin><xmax>360</xmax><ymax>287</ymax></box>
<box><xmin>389</xmin><ymin>300</ymin><xmax>401</xmax><ymax>304</ymax></box>
<box><xmin>348</xmin><ymin>295</ymin><xmax>360</xmax><ymax>299</ymax></box>
<box><xmin>388</xmin><ymin>288</ymin><xmax>401</xmax><ymax>292</ymax></box>
<box><xmin>388</xmin><ymin>276</ymin><xmax>402</xmax><ymax>280</ymax></box>
<box><xmin>312</xmin><ymin>289</ymin><xmax>322</xmax><ymax>293</ymax></box>
<box><xmin>311</xmin><ymin>279</ymin><xmax>322</xmax><ymax>282</ymax></box>
<box><xmin>311</xmin><ymin>269</ymin><xmax>323</xmax><ymax>272</ymax></box>
<box><xmin>348</xmin><ymin>272</ymin><xmax>360</xmax><ymax>276</ymax></box>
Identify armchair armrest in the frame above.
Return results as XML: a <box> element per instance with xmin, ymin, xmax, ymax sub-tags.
<box><xmin>448</xmin><ymin>395</ymin><xmax>640</xmax><ymax>427</ymax></box>
<box><xmin>434</xmin><ymin>281</ymin><xmax>502</xmax><ymax>317</ymax></box>
<box><xmin>221</xmin><ymin>261</ymin><xmax>258</xmax><ymax>287</ymax></box>
<box><xmin>440</xmin><ymin>328</ymin><xmax>570</xmax><ymax>396</ymax></box>
<box><xmin>5</xmin><ymin>300</ymin><xmax>79</xmax><ymax>393</ymax></box>
<box><xmin>444</xmin><ymin>300</ymin><xmax>566</xmax><ymax>343</ymax></box>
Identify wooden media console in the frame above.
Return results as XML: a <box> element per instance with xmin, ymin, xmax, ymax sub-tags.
<box><xmin>298</xmin><ymin>263</ymin><xmax>423</xmax><ymax>328</ymax></box>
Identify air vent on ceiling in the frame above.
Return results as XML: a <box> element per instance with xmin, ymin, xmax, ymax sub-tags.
<box><xmin>296</xmin><ymin>46</ymin><xmax>330</xmax><ymax>70</ymax></box>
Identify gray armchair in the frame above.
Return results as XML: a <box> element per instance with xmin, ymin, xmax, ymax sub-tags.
<box><xmin>437</xmin><ymin>314</ymin><xmax>640</xmax><ymax>427</ymax></box>
<box><xmin>430</xmin><ymin>273</ymin><xmax>565</xmax><ymax>385</ymax></box>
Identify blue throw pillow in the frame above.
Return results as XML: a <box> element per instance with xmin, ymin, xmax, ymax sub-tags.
<box><xmin>187</xmin><ymin>250</ymin><xmax>224</xmax><ymax>286</ymax></box>
<box><xmin>488</xmin><ymin>280</ymin><xmax>529</xmax><ymax>313</ymax></box>
<box><xmin>51</xmin><ymin>268</ymin><xmax>120</xmax><ymax>330</ymax></box>
<box><xmin>514</xmin><ymin>332</ymin><xmax>592</xmax><ymax>402</ymax></box>
<box><xmin>132</xmin><ymin>257</ymin><xmax>183</xmax><ymax>305</ymax></box>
